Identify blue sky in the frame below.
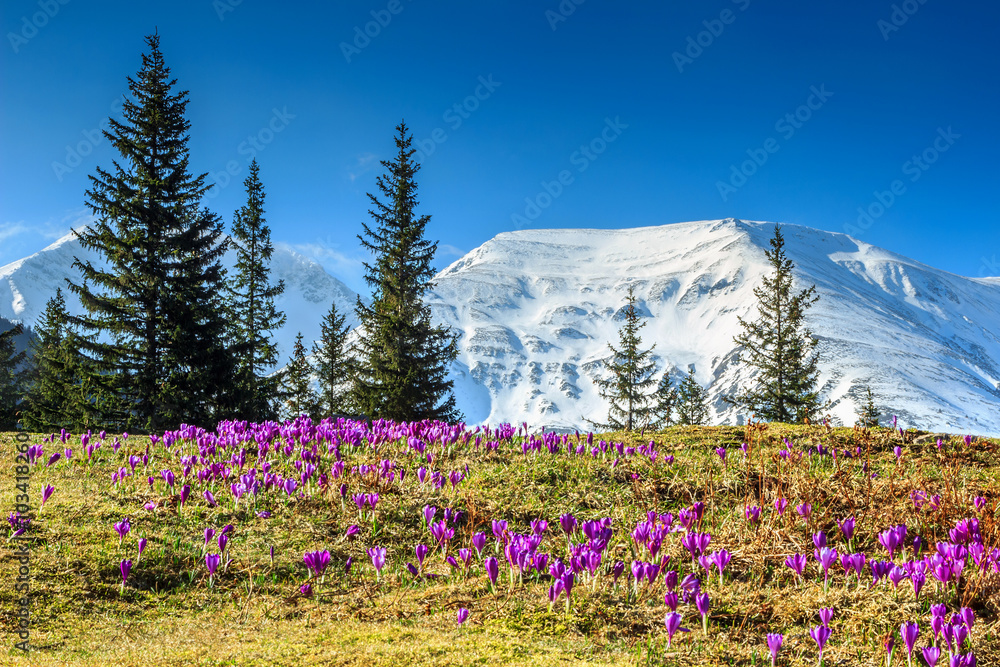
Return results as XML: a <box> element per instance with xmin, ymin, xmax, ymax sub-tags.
<box><xmin>2</xmin><ymin>0</ymin><xmax>998</xmax><ymax>293</ymax></box>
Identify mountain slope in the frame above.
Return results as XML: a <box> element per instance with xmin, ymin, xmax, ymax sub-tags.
<box><xmin>428</xmin><ymin>219</ymin><xmax>1000</xmax><ymax>434</ymax></box>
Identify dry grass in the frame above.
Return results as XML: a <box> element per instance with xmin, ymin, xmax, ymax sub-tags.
<box><xmin>1</xmin><ymin>422</ymin><xmax>998</xmax><ymax>666</ymax></box>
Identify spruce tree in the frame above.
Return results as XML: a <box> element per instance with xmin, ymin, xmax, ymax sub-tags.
<box><xmin>312</xmin><ymin>300</ymin><xmax>353</xmax><ymax>418</ymax></box>
<box><xmin>650</xmin><ymin>371</ymin><xmax>677</xmax><ymax>430</ymax></box>
<box><xmin>227</xmin><ymin>159</ymin><xmax>286</xmax><ymax>421</ymax></box>
<box><xmin>0</xmin><ymin>321</ymin><xmax>26</xmax><ymax>430</ymax></box>
<box><xmin>856</xmin><ymin>386</ymin><xmax>881</xmax><ymax>428</ymax></box>
<box><xmin>588</xmin><ymin>285</ymin><xmax>657</xmax><ymax>431</ymax></box>
<box><xmin>66</xmin><ymin>32</ymin><xmax>233</xmax><ymax>432</ymax></box>
<box><xmin>283</xmin><ymin>332</ymin><xmax>317</xmax><ymax>419</ymax></box>
<box><xmin>352</xmin><ymin>121</ymin><xmax>461</xmax><ymax>423</ymax></box>
<box><xmin>675</xmin><ymin>367</ymin><xmax>709</xmax><ymax>426</ymax></box>
<box><xmin>731</xmin><ymin>225</ymin><xmax>822</xmax><ymax>423</ymax></box>
<box><xmin>21</xmin><ymin>290</ymin><xmax>72</xmax><ymax>432</ymax></box>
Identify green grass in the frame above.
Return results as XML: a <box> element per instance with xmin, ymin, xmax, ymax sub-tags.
<box><xmin>1</xmin><ymin>422</ymin><xmax>998</xmax><ymax>665</ymax></box>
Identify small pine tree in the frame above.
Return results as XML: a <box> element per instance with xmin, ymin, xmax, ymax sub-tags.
<box><xmin>650</xmin><ymin>371</ymin><xmax>676</xmax><ymax>430</ymax></box>
<box><xmin>675</xmin><ymin>367</ymin><xmax>709</xmax><ymax>426</ymax></box>
<box><xmin>312</xmin><ymin>301</ymin><xmax>354</xmax><ymax>418</ymax></box>
<box><xmin>283</xmin><ymin>333</ymin><xmax>317</xmax><ymax>420</ymax></box>
<box><xmin>0</xmin><ymin>321</ymin><xmax>26</xmax><ymax>430</ymax></box>
<box><xmin>856</xmin><ymin>386</ymin><xmax>881</xmax><ymax>428</ymax></box>
<box><xmin>588</xmin><ymin>285</ymin><xmax>657</xmax><ymax>431</ymax></box>
<box><xmin>227</xmin><ymin>159</ymin><xmax>286</xmax><ymax>421</ymax></box>
<box><xmin>730</xmin><ymin>225</ymin><xmax>822</xmax><ymax>423</ymax></box>
<box><xmin>352</xmin><ymin>121</ymin><xmax>461</xmax><ymax>423</ymax></box>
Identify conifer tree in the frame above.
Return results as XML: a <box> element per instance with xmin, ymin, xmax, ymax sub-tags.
<box><xmin>856</xmin><ymin>386</ymin><xmax>881</xmax><ymax>428</ymax></box>
<box><xmin>312</xmin><ymin>301</ymin><xmax>353</xmax><ymax>418</ymax></box>
<box><xmin>352</xmin><ymin>121</ymin><xmax>461</xmax><ymax>423</ymax></box>
<box><xmin>227</xmin><ymin>159</ymin><xmax>286</xmax><ymax>421</ymax></box>
<box><xmin>0</xmin><ymin>321</ymin><xmax>26</xmax><ymax>430</ymax></box>
<box><xmin>66</xmin><ymin>32</ymin><xmax>233</xmax><ymax>432</ymax></box>
<box><xmin>21</xmin><ymin>290</ymin><xmax>72</xmax><ymax>432</ymax></box>
<box><xmin>283</xmin><ymin>332</ymin><xmax>317</xmax><ymax>419</ymax></box>
<box><xmin>675</xmin><ymin>367</ymin><xmax>709</xmax><ymax>426</ymax></box>
<box><xmin>650</xmin><ymin>371</ymin><xmax>677</xmax><ymax>430</ymax></box>
<box><xmin>730</xmin><ymin>225</ymin><xmax>822</xmax><ymax>423</ymax></box>
<box><xmin>588</xmin><ymin>285</ymin><xmax>657</xmax><ymax>431</ymax></box>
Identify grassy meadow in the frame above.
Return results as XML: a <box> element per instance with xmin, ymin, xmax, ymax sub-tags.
<box><xmin>1</xmin><ymin>421</ymin><xmax>998</xmax><ymax>666</ymax></box>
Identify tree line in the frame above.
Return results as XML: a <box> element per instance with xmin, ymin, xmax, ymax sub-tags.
<box><xmin>0</xmin><ymin>33</ymin><xmax>460</xmax><ymax>433</ymax></box>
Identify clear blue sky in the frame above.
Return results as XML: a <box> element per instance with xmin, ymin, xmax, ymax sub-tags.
<box><xmin>2</xmin><ymin>0</ymin><xmax>998</xmax><ymax>293</ymax></box>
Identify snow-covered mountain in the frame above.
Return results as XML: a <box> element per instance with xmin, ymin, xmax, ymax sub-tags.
<box><xmin>428</xmin><ymin>219</ymin><xmax>1000</xmax><ymax>434</ymax></box>
<box><xmin>3</xmin><ymin>219</ymin><xmax>1000</xmax><ymax>435</ymax></box>
<box><xmin>0</xmin><ymin>228</ymin><xmax>359</xmax><ymax>362</ymax></box>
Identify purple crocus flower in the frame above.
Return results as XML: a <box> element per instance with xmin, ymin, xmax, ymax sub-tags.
<box><xmin>767</xmin><ymin>633</ymin><xmax>783</xmax><ymax>667</ymax></box>
<box><xmin>809</xmin><ymin>624</ymin><xmax>832</xmax><ymax>664</ymax></box>
<box><xmin>797</xmin><ymin>503</ymin><xmax>812</xmax><ymax>520</ymax></box>
<box><xmin>837</xmin><ymin>517</ymin><xmax>856</xmax><ymax>543</ymax></box>
<box><xmin>973</xmin><ymin>496</ymin><xmax>986</xmax><ymax>512</ymax></box>
<box><xmin>785</xmin><ymin>553</ymin><xmax>808</xmax><ymax>582</ymax></box>
<box><xmin>415</xmin><ymin>543</ymin><xmax>430</xmax><ymax>568</ymax></box>
<box><xmin>559</xmin><ymin>513</ymin><xmax>577</xmax><ymax>536</ymax></box>
<box><xmin>367</xmin><ymin>546</ymin><xmax>387</xmax><ymax>580</ymax></box>
<box><xmin>813</xmin><ymin>531</ymin><xmax>827</xmax><ymax>549</ymax></box>
<box><xmin>113</xmin><ymin>518</ymin><xmax>131</xmax><ymax>544</ymax></box>
<box><xmin>664</xmin><ymin>612</ymin><xmax>689</xmax><ymax>649</ymax></box>
<box><xmin>695</xmin><ymin>592</ymin><xmax>710</xmax><ymax>633</ymax></box>
<box><xmin>715</xmin><ymin>447</ymin><xmax>726</xmax><ymax>461</ymax></box>
<box><xmin>303</xmin><ymin>550</ymin><xmax>331</xmax><ymax>579</ymax></box>
<box><xmin>472</xmin><ymin>532</ymin><xmax>487</xmax><ymax>556</ymax></box>
<box><xmin>900</xmin><ymin>622</ymin><xmax>919</xmax><ymax>667</ymax></box>
<box><xmin>41</xmin><ymin>484</ymin><xmax>55</xmax><ymax>507</ymax></box>
<box><xmin>774</xmin><ymin>497</ymin><xmax>788</xmax><ymax>515</ymax></box>
<box><xmin>664</xmin><ymin>591</ymin><xmax>679</xmax><ymax>611</ymax></box>
<box><xmin>457</xmin><ymin>608</ymin><xmax>470</xmax><ymax>626</ymax></box>
<box><xmin>745</xmin><ymin>505</ymin><xmax>761</xmax><ymax>525</ymax></box>
<box><xmin>203</xmin><ymin>490</ymin><xmax>218</xmax><ymax>507</ymax></box>
<box><xmin>137</xmin><ymin>537</ymin><xmax>147</xmax><ymax>563</ymax></box>
<box><xmin>819</xmin><ymin>607</ymin><xmax>834</xmax><ymax>627</ymax></box>
<box><xmin>922</xmin><ymin>646</ymin><xmax>941</xmax><ymax>667</ymax></box>
<box><xmin>205</xmin><ymin>553</ymin><xmax>221</xmax><ymax>583</ymax></box>
<box><xmin>484</xmin><ymin>556</ymin><xmax>499</xmax><ymax>588</ymax></box>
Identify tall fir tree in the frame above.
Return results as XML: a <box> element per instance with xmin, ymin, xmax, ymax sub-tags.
<box><xmin>588</xmin><ymin>285</ymin><xmax>657</xmax><ymax>431</ymax></box>
<box><xmin>227</xmin><ymin>159</ymin><xmax>286</xmax><ymax>421</ymax></box>
<box><xmin>0</xmin><ymin>321</ymin><xmax>26</xmax><ymax>430</ymax></box>
<box><xmin>730</xmin><ymin>225</ymin><xmax>822</xmax><ymax>423</ymax></box>
<box><xmin>351</xmin><ymin>121</ymin><xmax>461</xmax><ymax>423</ymax></box>
<box><xmin>66</xmin><ymin>32</ymin><xmax>234</xmax><ymax>432</ymax></box>
<box><xmin>650</xmin><ymin>371</ymin><xmax>677</xmax><ymax>430</ymax></box>
<box><xmin>675</xmin><ymin>367</ymin><xmax>709</xmax><ymax>426</ymax></box>
<box><xmin>312</xmin><ymin>301</ymin><xmax>354</xmax><ymax>418</ymax></box>
<box><xmin>282</xmin><ymin>332</ymin><xmax>317</xmax><ymax>419</ymax></box>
